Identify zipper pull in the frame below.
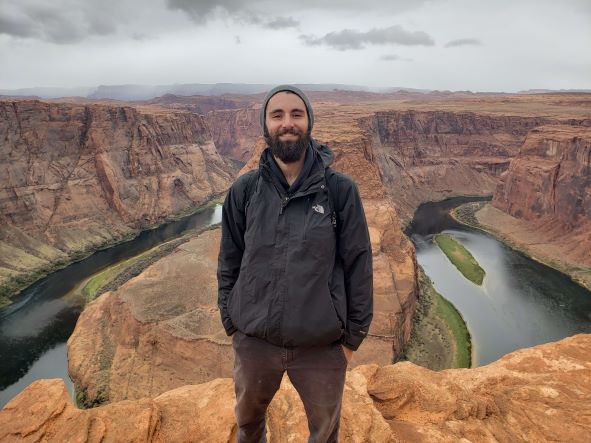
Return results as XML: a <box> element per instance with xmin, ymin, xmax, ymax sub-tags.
<box><xmin>279</xmin><ymin>195</ymin><xmax>290</xmax><ymax>214</ymax></box>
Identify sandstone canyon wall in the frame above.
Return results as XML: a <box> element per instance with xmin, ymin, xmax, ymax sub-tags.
<box><xmin>0</xmin><ymin>100</ymin><xmax>235</xmax><ymax>303</ymax></box>
<box><xmin>204</xmin><ymin>108</ymin><xmax>260</xmax><ymax>162</ymax></box>
<box><xmin>360</xmin><ymin>111</ymin><xmax>559</xmax><ymax>220</ymax></box>
<box><xmin>4</xmin><ymin>334</ymin><xmax>591</xmax><ymax>442</ymax></box>
<box><xmin>476</xmin><ymin>125</ymin><xmax>591</xmax><ymax>288</ymax></box>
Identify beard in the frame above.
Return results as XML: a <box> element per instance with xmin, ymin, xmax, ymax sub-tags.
<box><xmin>266</xmin><ymin>128</ymin><xmax>310</xmax><ymax>163</ymax></box>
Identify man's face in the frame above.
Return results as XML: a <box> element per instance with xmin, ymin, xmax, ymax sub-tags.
<box><xmin>265</xmin><ymin>91</ymin><xmax>310</xmax><ymax>163</ymax></box>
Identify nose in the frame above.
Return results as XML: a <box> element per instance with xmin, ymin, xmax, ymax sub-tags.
<box><xmin>280</xmin><ymin>114</ymin><xmax>295</xmax><ymax>128</ymax></box>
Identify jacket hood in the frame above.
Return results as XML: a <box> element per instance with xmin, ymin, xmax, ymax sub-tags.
<box><xmin>313</xmin><ymin>140</ymin><xmax>334</xmax><ymax>168</ymax></box>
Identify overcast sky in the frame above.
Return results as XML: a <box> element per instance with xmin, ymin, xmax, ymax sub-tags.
<box><xmin>1</xmin><ymin>0</ymin><xmax>590</xmax><ymax>92</ymax></box>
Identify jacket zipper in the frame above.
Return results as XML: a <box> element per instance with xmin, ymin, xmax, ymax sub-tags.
<box><xmin>279</xmin><ymin>195</ymin><xmax>290</xmax><ymax>214</ymax></box>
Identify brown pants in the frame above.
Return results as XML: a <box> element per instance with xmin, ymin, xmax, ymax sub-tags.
<box><xmin>232</xmin><ymin>331</ymin><xmax>348</xmax><ymax>443</ymax></box>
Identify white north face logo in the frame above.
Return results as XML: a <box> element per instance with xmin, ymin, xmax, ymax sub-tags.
<box><xmin>312</xmin><ymin>204</ymin><xmax>325</xmax><ymax>214</ymax></box>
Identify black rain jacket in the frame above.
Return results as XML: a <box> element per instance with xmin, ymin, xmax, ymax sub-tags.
<box><xmin>217</xmin><ymin>141</ymin><xmax>373</xmax><ymax>350</ymax></box>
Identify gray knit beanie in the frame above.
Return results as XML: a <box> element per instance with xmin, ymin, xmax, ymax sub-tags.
<box><xmin>259</xmin><ymin>84</ymin><xmax>314</xmax><ymax>137</ymax></box>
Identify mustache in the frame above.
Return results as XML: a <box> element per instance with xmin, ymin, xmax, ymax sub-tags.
<box><xmin>277</xmin><ymin>127</ymin><xmax>302</xmax><ymax>136</ymax></box>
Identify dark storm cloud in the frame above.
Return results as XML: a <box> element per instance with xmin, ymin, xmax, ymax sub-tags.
<box><xmin>0</xmin><ymin>0</ymin><xmax>121</xmax><ymax>43</ymax></box>
<box><xmin>444</xmin><ymin>38</ymin><xmax>482</xmax><ymax>48</ymax></box>
<box><xmin>0</xmin><ymin>13</ymin><xmax>38</xmax><ymax>38</ymax></box>
<box><xmin>264</xmin><ymin>16</ymin><xmax>299</xmax><ymax>30</ymax></box>
<box><xmin>300</xmin><ymin>25</ymin><xmax>434</xmax><ymax>50</ymax></box>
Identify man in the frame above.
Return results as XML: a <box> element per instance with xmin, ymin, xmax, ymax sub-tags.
<box><xmin>217</xmin><ymin>85</ymin><xmax>373</xmax><ymax>443</ymax></box>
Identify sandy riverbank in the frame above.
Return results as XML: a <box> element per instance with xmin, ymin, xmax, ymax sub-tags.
<box><xmin>402</xmin><ymin>267</ymin><xmax>472</xmax><ymax>369</ymax></box>
<box><xmin>452</xmin><ymin>202</ymin><xmax>591</xmax><ymax>292</ymax></box>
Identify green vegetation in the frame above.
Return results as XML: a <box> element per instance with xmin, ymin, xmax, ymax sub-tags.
<box><xmin>403</xmin><ymin>268</ymin><xmax>472</xmax><ymax>369</ymax></box>
<box><xmin>81</xmin><ymin>239</ymin><xmax>176</xmax><ymax>302</ymax></box>
<box><xmin>81</xmin><ymin>256</ymin><xmax>138</xmax><ymax>302</ymax></box>
<box><xmin>435</xmin><ymin>234</ymin><xmax>485</xmax><ymax>285</ymax></box>
<box><xmin>435</xmin><ymin>288</ymin><xmax>472</xmax><ymax>368</ymax></box>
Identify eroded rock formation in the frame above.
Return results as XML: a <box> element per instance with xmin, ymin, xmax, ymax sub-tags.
<box><xmin>67</xmin><ymin>229</ymin><xmax>233</xmax><ymax>406</ymax></box>
<box><xmin>0</xmin><ymin>100</ymin><xmax>234</xmax><ymax>301</ymax></box>
<box><xmin>361</xmin><ymin>111</ymin><xmax>558</xmax><ymax>219</ymax></box>
<box><xmin>3</xmin><ymin>334</ymin><xmax>591</xmax><ymax>442</ymax></box>
<box><xmin>477</xmin><ymin>125</ymin><xmax>591</xmax><ymax>288</ymax></box>
<box><xmin>205</xmin><ymin>108</ymin><xmax>260</xmax><ymax>162</ymax></box>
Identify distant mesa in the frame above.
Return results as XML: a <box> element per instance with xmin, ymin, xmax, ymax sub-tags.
<box><xmin>0</xmin><ymin>83</ymin><xmax>430</xmax><ymax>101</ymax></box>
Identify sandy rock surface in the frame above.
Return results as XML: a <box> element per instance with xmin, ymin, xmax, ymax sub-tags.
<box><xmin>4</xmin><ymin>334</ymin><xmax>591</xmax><ymax>442</ymax></box>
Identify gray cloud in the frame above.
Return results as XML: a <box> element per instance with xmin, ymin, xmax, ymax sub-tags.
<box><xmin>264</xmin><ymin>16</ymin><xmax>299</xmax><ymax>29</ymax></box>
<box><xmin>131</xmin><ymin>32</ymin><xmax>150</xmax><ymax>41</ymax></box>
<box><xmin>234</xmin><ymin>35</ymin><xmax>241</xmax><ymax>44</ymax></box>
<box><xmin>0</xmin><ymin>0</ymin><xmax>123</xmax><ymax>43</ymax></box>
<box><xmin>0</xmin><ymin>0</ymin><xmax>427</xmax><ymax>43</ymax></box>
<box><xmin>379</xmin><ymin>54</ymin><xmax>412</xmax><ymax>61</ymax></box>
<box><xmin>300</xmin><ymin>25</ymin><xmax>434</xmax><ymax>50</ymax></box>
<box><xmin>444</xmin><ymin>38</ymin><xmax>482</xmax><ymax>48</ymax></box>
<box><xmin>0</xmin><ymin>13</ymin><xmax>38</xmax><ymax>39</ymax></box>
<box><xmin>166</xmin><ymin>0</ymin><xmax>248</xmax><ymax>23</ymax></box>
<box><xmin>166</xmin><ymin>0</ymin><xmax>428</xmax><ymax>25</ymax></box>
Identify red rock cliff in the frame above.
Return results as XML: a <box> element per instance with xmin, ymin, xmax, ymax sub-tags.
<box><xmin>480</xmin><ymin>125</ymin><xmax>591</xmax><ymax>286</ymax></box>
<box><xmin>359</xmin><ymin>111</ymin><xmax>561</xmax><ymax>219</ymax></box>
<box><xmin>0</xmin><ymin>100</ymin><xmax>234</xmax><ymax>300</ymax></box>
<box><xmin>204</xmin><ymin>108</ymin><xmax>260</xmax><ymax>162</ymax></box>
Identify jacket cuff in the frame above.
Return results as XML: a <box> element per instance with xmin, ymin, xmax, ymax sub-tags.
<box><xmin>341</xmin><ymin>320</ymin><xmax>369</xmax><ymax>351</ymax></box>
<box><xmin>221</xmin><ymin>314</ymin><xmax>237</xmax><ymax>336</ymax></box>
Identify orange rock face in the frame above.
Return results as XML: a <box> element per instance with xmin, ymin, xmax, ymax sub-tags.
<box><xmin>205</xmin><ymin>108</ymin><xmax>260</xmax><ymax>161</ymax></box>
<box><xmin>0</xmin><ymin>100</ymin><xmax>234</xmax><ymax>298</ymax></box>
<box><xmin>68</xmin><ymin>229</ymin><xmax>233</xmax><ymax>406</ymax></box>
<box><xmin>480</xmin><ymin>125</ymin><xmax>591</xmax><ymax>288</ymax></box>
<box><xmin>360</xmin><ymin>111</ymin><xmax>559</xmax><ymax>219</ymax></box>
<box><xmin>3</xmin><ymin>334</ymin><xmax>591</xmax><ymax>442</ymax></box>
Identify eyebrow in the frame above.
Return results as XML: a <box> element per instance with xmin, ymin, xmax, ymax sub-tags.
<box><xmin>268</xmin><ymin>107</ymin><xmax>306</xmax><ymax>114</ymax></box>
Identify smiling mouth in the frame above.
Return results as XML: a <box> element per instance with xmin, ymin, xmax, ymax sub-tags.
<box><xmin>278</xmin><ymin>128</ymin><xmax>301</xmax><ymax>137</ymax></box>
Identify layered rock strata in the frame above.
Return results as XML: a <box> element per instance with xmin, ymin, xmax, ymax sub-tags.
<box><xmin>360</xmin><ymin>111</ymin><xmax>558</xmax><ymax>220</ymax></box>
<box><xmin>4</xmin><ymin>334</ymin><xmax>591</xmax><ymax>442</ymax></box>
<box><xmin>0</xmin><ymin>100</ymin><xmax>234</xmax><ymax>301</ymax></box>
<box><xmin>204</xmin><ymin>108</ymin><xmax>260</xmax><ymax>161</ymax></box>
<box><xmin>477</xmin><ymin>125</ymin><xmax>591</xmax><ymax>288</ymax></box>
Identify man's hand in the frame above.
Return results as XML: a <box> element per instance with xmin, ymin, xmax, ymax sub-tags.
<box><xmin>341</xmin><ymin>345</ymin><xmax>353</xmax><ymax>364</ymax></box>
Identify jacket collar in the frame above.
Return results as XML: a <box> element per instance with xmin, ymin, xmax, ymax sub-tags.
<box><xmin>259</xmin><ymin>139</ymin><xmax>334</xmax><ymax>198</ymax></box>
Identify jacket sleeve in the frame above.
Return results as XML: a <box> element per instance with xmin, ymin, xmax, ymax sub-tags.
<box><xmin>336</xmin><ymin>175</ymin><xmax>373</xmax><ymax>351</ymax></box>
<box><xmin>217</xmin><ymin>174</ymin><xmax>251</xmax><ymax>336</ymax></box>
